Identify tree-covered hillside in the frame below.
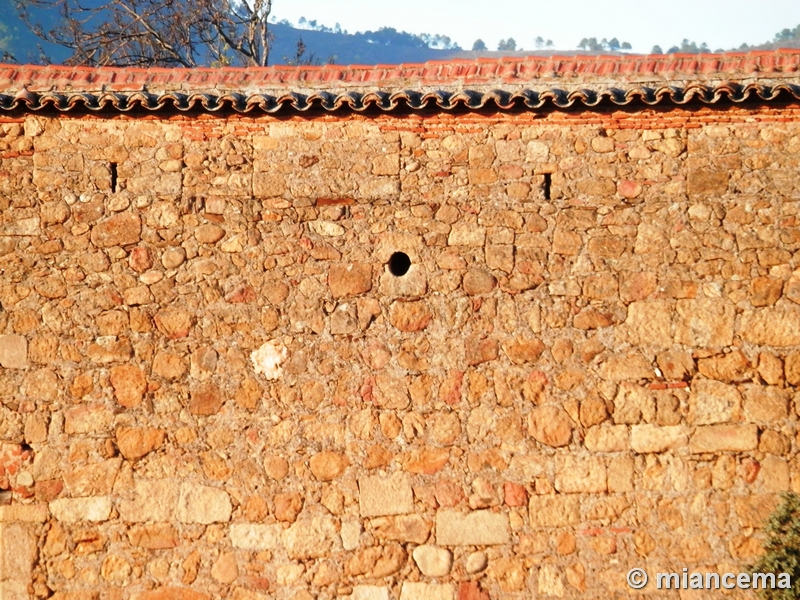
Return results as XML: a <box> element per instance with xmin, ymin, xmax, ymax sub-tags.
<box><xmin>2</xmin><ymin>3</ymin><xmax>800</xmax><ymax>67</ymax></box>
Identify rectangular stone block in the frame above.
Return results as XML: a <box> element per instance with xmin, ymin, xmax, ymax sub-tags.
<box><xmin>688</xmin><ymin>379</ymin><xmax>741</xmax><ymax>425</ymax></box>
<box><xmin>529</xmin><ymin>495</ymin><xmax>580</xmax><ymax>527</ymax></box>
<box><xmin>359</xmin><ymin>473</ymin><xmax>413</xmax><ymax>517</ymax></box>
<box><xmin>1</xmin><ymin>217</ymin><xmax>40</xmax><ymax>236</ymax></box>
<box><xmin>630</xmin><ymin>425</ymin><xmax>689</xmax><ymax>453</ymax></box>
<box><xmin>584</xmin><ymin>425</ymin><xmax>628</xmax><ymax>452</ymax></box>
<box><xmin>127</xmin><ymin>523</ymin><xmax>179</xmax><ymax>549</ymax></box>
<box><xmin>687</xmin><ymin>169</ymin><xmax>729</xmax><ymax>197</ymax></box>
<box><xmin>351</xmin><ymin>586</ymin><xmax>390</xmax><ymax>600</ymax></box>
<box><xmin>743</xmin><ymin>385</ymin><xmax>788</xmax><ymax>422</ymax></box>
<box><xmin>555</xmin><ymin>456</ymin><xmax>606</xmax><ymax>493</ymax></box>
<box><xmin>0</xmin><ymin>335</ymin><xmax>27</xmax><ymax>369</ymax></box>
<box><xmin>0</xmin><ymin>523</ymin><xmax>37</xmax><ymax>583</ymax></box>
<box><xmin>436</xmin><ymin>510</ymin><xmax>509</xmax><ymax>546</ymax></box>
<box><xmin>735</xmin><ymin>495</ymin><xmax>779</xmax><ymax>528</ymax></box>
<box><xmin>447</xmin><ymin>223</ymin><xmax>485</xmax><ymax>247</ymax></box>
<box><xmin>282</xmin><ymin>515</ymin><xmax>341</xmax><ymax>559</ymax></box>
<box><xmin>619</xmin><ymin>301</ymin><xmax>672</xmax><ymax>347</ymax></box>
<box><xmin>0</xmin><ymin>504</ymin><xmax>49</xmax><ymax>523</ymax></box>
<box><xmin>49</xmin><ymin>497</ymin><xmax>112</xmax><ymax>522</ymax></box>
<box><xmin>64</xmin><ymin>458</ymin><xmax>121</xmax><ymax>497</ymax></box>
<box><xmin>63</xmin><ymin>404</ymin><xmax>113</xmax><ymax>435</ymax></box>
<box><xmin>253</xmin><ymin>172</ymin><xmax>285</xmax><ymax>197</ymax></box>
<box><xmin>399</xmin><ymin>583</ymin><xmax>454</xmax><ymax>600</ymax></box>
<box><xmin>230</xmin><ymin>523</ymin><xmax>281</xmax><ymax>550</ymax></box>
<box><xmin>675</xmin><ymin>299</ymin><xmax>735</xmax><ymax>347</ymax></box>
<box><xmin>118</xmin><ymin>479</ymin><xmax>178</xmax><ymax>523</ymax></box>
<box><xmin>739</xmin><ymin>309</ymin><xmax>800</xmax><ymax>346</ymax></box>
<box><xmin>690</xmin><ymin>425</ymin><xmax>758</xmax><ymax>453</ymax></box>
<box><xmin>599</xmin><ymin>354</ymin><xmax>653</xmax><ymax>381</ymax></box>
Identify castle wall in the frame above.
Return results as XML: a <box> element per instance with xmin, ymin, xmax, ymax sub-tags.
<box><xmin>2</xmin><ymin>103</ymin><xmax>800</xmax><ymax>599</ymax></box>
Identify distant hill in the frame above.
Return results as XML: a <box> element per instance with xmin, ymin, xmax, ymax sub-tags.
<box><xmin>2</xmin><ymin>4</ymin><xmax>800</xmax><ymax>67</ymax></box>
<box><xmin>267</xmin><ymin>22</ymin><xmax>460</xmax><ymax>66</ymax></box>
<box><xmin>0</xmin><ymin>3</ymin><xmax>461</xmax><ymax>66</ymax></box>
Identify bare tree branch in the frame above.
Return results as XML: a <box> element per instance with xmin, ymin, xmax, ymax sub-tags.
<box><xmin>14</xmin><ymin>0</ymin><xmax>273</xmax><ymax>66</ymax></box>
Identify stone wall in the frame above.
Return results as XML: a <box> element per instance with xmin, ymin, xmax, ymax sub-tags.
<box><xmin>1</xmin><ymin>103</ymin><xmax>800</xmax><ymax>599</ymax></box>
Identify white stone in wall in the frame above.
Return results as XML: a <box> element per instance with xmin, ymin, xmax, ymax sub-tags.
<box><xmin>399</xmin><ymin>582</ymin><xmax>454</xmax><ymax>600</ymax></box>
<box><xmin>538</xmin><ymin>564</ymin><xmax>565</xmax><ymax>597</ymax></box>
<box><xmin>230</xmin><ymin>524</ymin><xmax>281</xmax><ymax>550</ymax></box>
<box><xmin>631</xmin><ymin>425</ymin><xmax>689</xmax><ymax>453</ymax></box>
<box><xmin>340</xmin><ymin>518</ymin><xmax>362</xmax><ymax>551</ymax></box>
<box><xmin>350</xmin><ymin>586</ymin><xmax>390</xmax><ymax>600</ymax></box>
<box><xmin>49</xmin><ymin>497</ymin><xmax>112</xmax><ymax>522</ymax></box>
<box><xmin>282</xmin><ymin>515</ymin><xmax>341</xmax><ymax>559</ymax></box>
<box><xmin>1</xmin><ymin>217</ymin><xmax>39</xmax><ymax>237</ymax></box>
<box><xmin>118</xmin><ymin>479</ymin><xmax>178</xmax><ymax>522</ymax></box>
<box><xmin>412</xmin><ymin>545</ymin><xmax>453</xmax><ymax>577</ymax></box>
<box><xmin>176</xmin><ymin>483</ymin><xmax>232</xmax><ymax>524</ymax></box>
<box><xmin>250</xmin><ymin>340</ymin><xmax>287</xmax><ymax>380</ymax></box>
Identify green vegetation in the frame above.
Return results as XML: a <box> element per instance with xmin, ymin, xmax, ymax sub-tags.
<box><xmin>497</xmin><ymin>37</ymin><xmax>517</xmax><ymax>51</ymax></box>
<box><xmin>652</xmin><ymin>22</ymin><xmax>800</xmax><ymax>54</ymax></box>
<box><xmin>774</xmin><ymin>25</ymin><xmax>800</xmax><ymax>43</ymax></box>
<box><xmin>750</xmin><ymin>492</ymin><xmax>800</xmax><ymax>599</ymax></box>
<box><xmin>577</xmin><ymin>37</ymin><xmax>632</xmax><ymax>52</ymax></box>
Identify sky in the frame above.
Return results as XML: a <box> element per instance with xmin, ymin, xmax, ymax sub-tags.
<box><xmin>271</xmin><ymin>0</ymin><xmax>800</xmax><ymax>53</ymax></box>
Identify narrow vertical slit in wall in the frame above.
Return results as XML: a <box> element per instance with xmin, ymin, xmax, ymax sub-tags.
<box><xmin>543</xmin><ymin>173</ymin><xmax>551</xmax><ymax>200</ymax></box>
<box><xmin>110</xmin><ymin>163</ymin><xmax>118</xmax><ymax>193</ymax></box>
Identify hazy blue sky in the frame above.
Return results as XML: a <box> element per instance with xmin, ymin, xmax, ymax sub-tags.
<box><xmin>272</xmin><ymin>0</ymin><xmax>800</xmax><ymax>53</ymax></box>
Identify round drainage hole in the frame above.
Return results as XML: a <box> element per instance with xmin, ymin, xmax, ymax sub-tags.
<box><xmin>388</xmin><ymin>251</ymin><xmax>411</xmax><ymax>276</ymax></box>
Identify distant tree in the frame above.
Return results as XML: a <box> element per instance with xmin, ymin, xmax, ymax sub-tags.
<box><xmin>774</xmin><ymin>25</ymin><xmax>800</xmax><ymax>41</ymax></box>
<box><xmin>419</xmin><ymin>32</ymin><xmax>458</xmax><ymax>49</ymax></box>
<box><xmin>662</xmin><ymin>39</ymin><xmax>709</xmax><ymax>54</ymax></box>
<box><xmin>284</xmin><ymin>36</ymin><xmax>317</xmax><ymax>66</ymax></box>
<box><xmin>577</xmin><ymin>36</ymin><xmax>631</xmax><ymax>52</ymax></box>
<box><xmin>358</xmin><ymin>27</ymin><xmax>427</xmax><ymax>48</ymax></box>
<box><xmin>472</xmin><ymin>38</ymin><xmax>487</xmax><ymax>51</ymax></box>
<box><xmin>497</xmin><ymin>37</ymin><xmax>516</xmax><ymax>51</ymax></box>
<box><xmin>535</xmin><ymin>35</ymin><xmax>544</xmax><ymax>49</ymax></box>
<box><xmin>587</xmin><ymin>37</ymin><xmax>602</xmax><ymax>51</ymax></box>
<box><xmin>546</xmin><ymin>39</ymin><xmax>553</xmax><ymax>47</ymax></box>
<box><xmin>651</xmin><ymin>45</ymin><xmax>663</xmax><ymax>53</ymax></box>
<box><xmin>298</xmin><ymin>16</ymin><xmax>306</xmax><ymax>25</ymax></box>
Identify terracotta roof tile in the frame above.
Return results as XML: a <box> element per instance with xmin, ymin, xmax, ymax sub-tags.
<box><xmin>1</xmin><ymin>51</ymin><xmax>799</xmax><ymax>114</ymax></box>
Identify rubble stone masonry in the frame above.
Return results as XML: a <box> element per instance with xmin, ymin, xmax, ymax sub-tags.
<box><xmin>2</xmin><ymin>96</ymin><xmax>800</xmax><ymax>599</ymax></box>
